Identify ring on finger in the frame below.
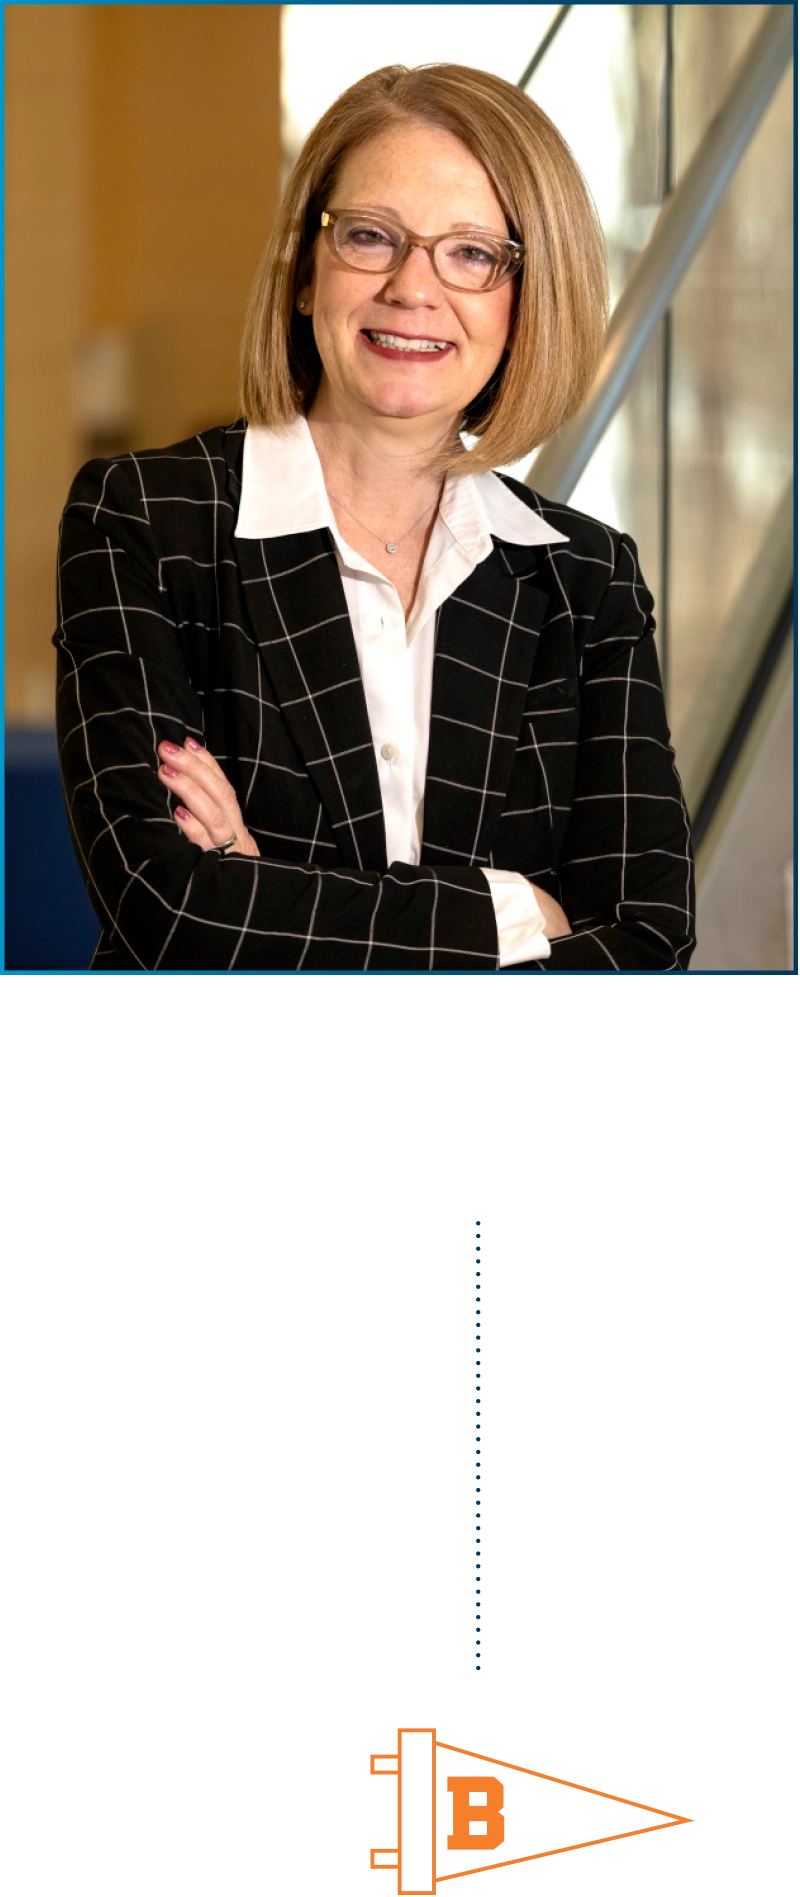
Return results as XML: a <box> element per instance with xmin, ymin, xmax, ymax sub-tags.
<box><xmin>217</xmin><ymin>833</ymin><xmax>238</xmax><ymax>853</ymax></box>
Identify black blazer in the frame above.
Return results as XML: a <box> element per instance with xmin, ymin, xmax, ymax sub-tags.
<box><xmin>54</xmin><ymin>420</ymin><xmax>695</xmax><ymax>971</ymax></box>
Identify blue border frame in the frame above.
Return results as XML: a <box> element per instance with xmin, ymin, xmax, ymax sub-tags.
<box><xmin>2</xmin><ymin>0</ymin><xmax>797</xmax><ymax>975</ymax></box>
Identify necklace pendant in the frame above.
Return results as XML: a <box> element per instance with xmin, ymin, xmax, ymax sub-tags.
<box><xmin>385</xmin><ymin>541</ymin><xmax>398</xmax><ymax>554</ymax></box>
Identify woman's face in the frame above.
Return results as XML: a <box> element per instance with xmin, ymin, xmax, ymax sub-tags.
<box><xmin>301</xmin><ymin>120</ymin><xmax>516</xmax><ymax>436</ymax></box>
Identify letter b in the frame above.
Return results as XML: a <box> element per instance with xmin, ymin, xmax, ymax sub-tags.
<box><xmin>447</xmin><ymin>1777</ymin><xmax>505</xmax><ymax>1851</ymax></box>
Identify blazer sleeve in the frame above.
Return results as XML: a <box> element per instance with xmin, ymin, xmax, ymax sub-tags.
<box><xmin>54</xmin><ymin>456</ymin><xmax>498</xmax><ymax>972</ymax></box>
<box><xmin>516</xmin><ymin>532</ymin><xmax>695</xmax><ymax>972</ymax></box>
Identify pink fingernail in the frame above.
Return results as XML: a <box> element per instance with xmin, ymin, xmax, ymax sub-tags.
<box><xmin>162</xmin><ymin>765</ymin><xmax>179</xmax><ymax>779</ymax></box>
<box><xmin>161</xmin><ymin>741</ymin><xmax>182</xmax><ymax>756</ymax></box>
<box><xmin>175</xmin><ymin>806</ymin><xmax>190</xmax><ymax>820</ymax></box>
<box><xmin>185</xmin><ymin>737</ymin><xmax>203</xmax><ymax>753</ymax></box>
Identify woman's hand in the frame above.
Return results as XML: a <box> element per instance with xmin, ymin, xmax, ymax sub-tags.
<box><xmin>530</xmin><ymin>883</ymin><xmax>572</xmax><ymax>939</ymax></box>
<box><xmin>157</xmin><ymin>738</ymin><xmax>260</xmax><ymax>857</ymax></box>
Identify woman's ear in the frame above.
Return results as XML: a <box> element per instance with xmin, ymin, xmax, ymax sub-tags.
<box><xmin>295</xmin><ymin>268</ymin><xmax>315</xmax><ymax>317</ymax></box>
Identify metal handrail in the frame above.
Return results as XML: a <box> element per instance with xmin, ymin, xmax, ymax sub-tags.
<box><xmin>528</xmin><ymin>3</ymin><xmax>794</xmax><ymax>501</ymax></box>
<box><xmin>518</xmin><ymin>7</ymin><xmax>572</xmax><ymax>92</ymax></box>
<box><xmin>677</xmin><ymin>483</ymin><xmax>795</xmax><ymax>819</ymax></box>
<box><xmin>691</xmin><ymin>588</ymin><xmax>793</xmax><ymax>855</ymax></box>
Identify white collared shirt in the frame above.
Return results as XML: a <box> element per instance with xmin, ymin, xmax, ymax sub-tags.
<box><xmin>235</xmin><ymin>417</ymin><xmax>569</xmax><ymax>966</ymax></box>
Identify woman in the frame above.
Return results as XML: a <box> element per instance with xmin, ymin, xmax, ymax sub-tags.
<box><xmin>55</xmin><ymin>62</ymin><xmax>694</xmax><ymax>971</ymax></box>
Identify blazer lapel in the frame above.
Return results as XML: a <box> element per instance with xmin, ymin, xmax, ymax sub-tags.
<box><xmin>421</xmin><ymin>543</ymin><xmax>550</xmax><ymax>867</ymax></box>
<box><xmin>223</xmin><ymin>431</ymin><xmax>386</xmax><ymax>871</ymax></box>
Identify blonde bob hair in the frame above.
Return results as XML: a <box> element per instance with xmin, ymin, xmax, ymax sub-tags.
<box><xmin>240</xmin><ymin>63</ymin><xmax>608</xmax><ymax>476</ymax></box>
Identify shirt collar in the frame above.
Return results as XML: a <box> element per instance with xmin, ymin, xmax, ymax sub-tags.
<box><xmin>234</xmin><ymin>416</ymin><xmax>569</xmax><ymax>551</ymax></box>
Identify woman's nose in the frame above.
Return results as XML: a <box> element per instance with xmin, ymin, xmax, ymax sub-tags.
<box><xmin>384</xmin><ymin>244</ymin><xmax>443</xmax><ymax>303</ymax></box>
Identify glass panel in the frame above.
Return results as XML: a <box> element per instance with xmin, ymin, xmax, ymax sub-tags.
<box><xmin>668</xmin><ymin>10</ymin><xmax>794</xmax><ymax>747</ymax></box>
<box><xmin>513</xmin><ymin>5</ymin><xmax>667</xmax><ymax>602</ymax></box>
<box><xmin>523</xmin><ymin>4</ymin><xmax>665</xmax><ymax>314</ymax></box>
<box><xmin>282</xmin><ymin>5</ymin><xmax>561</xmax><ymax>164</ymax></box>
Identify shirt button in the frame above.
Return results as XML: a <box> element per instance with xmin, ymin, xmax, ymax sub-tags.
<box><xmin>381</xmin><ymin>742</ymin><xmax>398</xmax><ymax>762</ymax></box>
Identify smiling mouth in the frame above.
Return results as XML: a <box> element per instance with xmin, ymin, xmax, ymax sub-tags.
<box><xmin>362</xmin><ymin>329</ymin><xmax>454</xmax><ymax>358</ymax></box>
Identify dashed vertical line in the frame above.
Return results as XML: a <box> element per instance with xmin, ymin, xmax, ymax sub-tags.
<box><xmin>472</xmin><ymin>1214</ymin><xmax>485</xmax><ymax>1676</ymax></box>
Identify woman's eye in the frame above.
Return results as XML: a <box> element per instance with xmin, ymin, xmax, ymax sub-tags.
<box><xmin>450</xmin><ymin>243</ymin><xmax>497</xmax><ymax>267</ymax></box>
<box><xmin>348</xmin><ymin>226</ymin><xmax>396</xmax><ymax>248</ymax></box>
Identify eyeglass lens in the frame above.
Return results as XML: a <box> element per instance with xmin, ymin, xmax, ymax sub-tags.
<box><xmin>331</xmin><ymin>215</ymin><xmax>512</xmax><ymax>290</ymax></box>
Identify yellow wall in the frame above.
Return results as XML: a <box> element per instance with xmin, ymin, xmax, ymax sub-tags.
<box><xmin>6</xmin><ymin>4</ymin><xmax>283</xmax><ymax>721</ymax></box>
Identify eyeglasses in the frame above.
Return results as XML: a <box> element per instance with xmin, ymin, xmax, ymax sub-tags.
<box><xmin>320</xmin><ymin>210</ymin><xmax>524</xmax><ymax>294</ymax></box>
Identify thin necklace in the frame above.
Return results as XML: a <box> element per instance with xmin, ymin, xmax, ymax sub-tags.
<box><xmin>326</xmin><ymin>484</ymin><xmax>443</xmax><ymax>555</ymax></box>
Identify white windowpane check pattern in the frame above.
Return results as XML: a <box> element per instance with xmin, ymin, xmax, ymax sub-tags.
<box><xmin>53</xmin><ymin>420</ymin><xmax>695</xmax><ymax>971</ymax></box>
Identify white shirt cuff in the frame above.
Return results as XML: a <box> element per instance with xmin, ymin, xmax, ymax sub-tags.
<box><xmin>482</xmin><ymin>868</ymin><xmax>552</xmax><ymax>966</ymax></box>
